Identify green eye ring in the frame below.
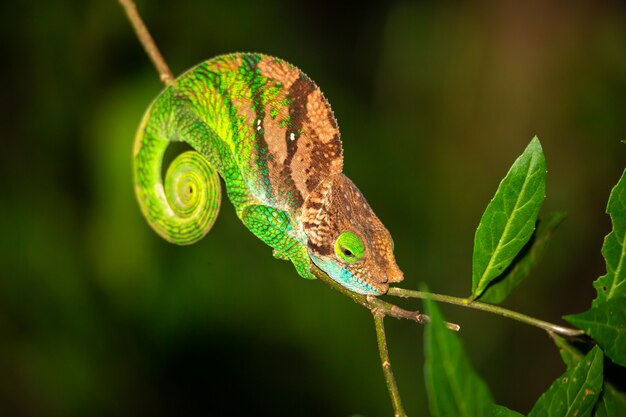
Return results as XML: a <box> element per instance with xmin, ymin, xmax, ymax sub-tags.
<box><xmin>335</xmin><ymin>231</ymin><xmax>365</xmax><ymax>263</ymax></box>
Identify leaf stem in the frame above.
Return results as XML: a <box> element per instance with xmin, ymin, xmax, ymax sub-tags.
<box><xmin>118</xmin><ymin>0</ymin><xmax>174</xmax><ymax>85</ymax></box>
<box><xmin>372</xmin><ymin>311</ymin><xmax>407</xmax><ymax>417</ymax></box>
<box><xmin>387</xmin><ymin>287</ymin><xmax>584</xmax><ymax>337</ymax></box>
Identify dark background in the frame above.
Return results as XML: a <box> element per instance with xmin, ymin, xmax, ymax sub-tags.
<box><xmin>1</xmin><ymin>1</ymin><xmax>625</xmax><ymax>416</ymax></box>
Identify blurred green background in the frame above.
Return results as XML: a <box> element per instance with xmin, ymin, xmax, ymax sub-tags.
<box><xmin>1</xmin><ymin>1</ymin><xmax>625</xmax><ymax>416</ymax></box>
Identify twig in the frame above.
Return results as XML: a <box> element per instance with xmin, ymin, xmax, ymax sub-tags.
<box><xmin>387</xmin><ymin>287</ymin><xmax>584</xmax><ymax>338</ymax></box>
<box><xmin>309</xmin><ymin>267</ymin><xmax>460</xmax><ymax>331</ymax></box>
<box><xmin>118</xmin><ymin>0</ymin><xmax>174</xmax><ymax>85</ymax></box>
<box><xmin>372</xmin><ymin>311</ymin><xmax>407</xmax><ymax>417</ymax></box>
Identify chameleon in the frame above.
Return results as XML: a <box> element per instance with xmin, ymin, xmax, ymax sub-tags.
<box><xmin>133</xmin><ymin>53</ymin><xmax>403</xmax><ymax>295</ymax></box>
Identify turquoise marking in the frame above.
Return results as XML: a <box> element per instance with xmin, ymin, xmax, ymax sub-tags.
<box><xmin>309</xmin><ymin>254</ymin><xmax>379</xmax><ymax>295</ymax></box>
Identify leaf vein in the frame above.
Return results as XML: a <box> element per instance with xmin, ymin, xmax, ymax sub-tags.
<box><xmin>608</xmin><ymin>227</ymin><xmax>626</xmax><ymax>299</ymax></box>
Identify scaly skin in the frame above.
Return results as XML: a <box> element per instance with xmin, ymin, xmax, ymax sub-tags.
<box><xmin>134</xmin><ymin>53</ymin><xmax>403</xmax><ymax>295</ymax></box>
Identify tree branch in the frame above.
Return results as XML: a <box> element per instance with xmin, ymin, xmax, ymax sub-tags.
<box><xmin>118</xmin><ymin>0</ymin><xmax>174</xmax><ymax>85</ymax></box>
<box><xmin>373</xmin><ymin>311</ymin><xmax>406</xmax><ymax>417</ymax></box>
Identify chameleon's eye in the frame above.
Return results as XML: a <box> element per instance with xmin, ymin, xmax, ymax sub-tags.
<box><xmin>335</xmin><ymin>232</ymin><xmax>365</xmax><ymax>263</ymax></box>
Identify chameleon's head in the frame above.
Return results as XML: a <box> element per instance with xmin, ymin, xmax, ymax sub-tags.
<box><xmin>302</xmin><ymin>174</ymin><xmax>404</xmax><ymax>295</ymax></box>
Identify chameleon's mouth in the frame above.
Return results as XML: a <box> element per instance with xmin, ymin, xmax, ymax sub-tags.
<box><xmin>364</xmin><ymin>271</ymin><xmax>403</xmax><ymax>295</ymax></box>
<box><xmin>367</xmin><ymin>272</ymin><xmax>403</xmax><ymax>295</ymax></box>
<box><xmin>350</xmin><ymin>276</ymin><xmax>388</xmax><ymax>296</ymax></box>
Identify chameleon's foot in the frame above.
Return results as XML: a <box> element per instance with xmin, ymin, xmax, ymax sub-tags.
<box><xmin>242</xmin><ymin>204</ymin><xmax>317</xmax><ymax>280</ymax></box>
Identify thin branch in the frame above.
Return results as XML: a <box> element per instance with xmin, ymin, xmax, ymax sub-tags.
<box><xmin>118</xmin><ymin>0</ymin><xmax>174</xmax><ymax>85</ymax></box>
<box><xmin>373</xmin><ymin>311</ymin><xmax>407</xmax><ymax>417</ymax></box>
<box><xmin>310</xmin><ymin>267</ymin><xmax>460</xmax><ymax>331</ymax></box>
<box><xmin>387</xmin><ymin>287</ymin><xmax>584</xmax><ymax>338</ymax></box>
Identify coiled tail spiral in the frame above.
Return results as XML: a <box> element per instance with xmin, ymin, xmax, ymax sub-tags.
<box><xmin>134</xmin><ymin>102</ymin><xmax>221</xmax><ymax>245</ymax></box>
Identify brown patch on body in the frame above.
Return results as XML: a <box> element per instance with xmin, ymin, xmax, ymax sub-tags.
<box><xmin>231</xmin><ymin>94</ymin><xmax>256</xmax><ymax>137</ymax></box>
<box><xmin>207</xmin><ymin>54</ymin><xmax>243</xmax><ymax>74</ymax></box>
<box><xmin>302</xmin><ymin>176</ymin><xmax>335</xmax><ymax>255</ymax></box>
<box><xmin>244</xmin><ymin>57</ymin><xmax>344</xmax><ymax>212</ymax></box>
<box><xmin>263</xmin><ymin>110</ymin><xmax>288</xmax><ymax>165</ymax></box>
<box><xmin>291</xmin><ymin>87</ymin><xmax>343</xmax><ymax>197</ymax></box>
<box><xmin>306</xmin><ymin>89</ymin><xmax>339</xmax><ymax>143</ymax></box>
<box><xmin>258</xmin><ymin>58</ymin><xmax>300</xmax><ymax>90</ymax></box>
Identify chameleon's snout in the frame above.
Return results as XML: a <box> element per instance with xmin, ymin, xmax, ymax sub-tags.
<box><xmin>380</xmin><ymin>263</ymin><xmax>404</xmax><ymax>289</ymax></box>
<box><xmin>388</xmin><ymin>271</ymin><xmax>404</xmax><ymax>284</ymax></box>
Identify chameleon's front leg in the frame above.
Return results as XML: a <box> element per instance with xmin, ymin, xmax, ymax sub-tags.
<box><xmin>242</xmin><ymin>205</ymin><xmax>316</xmax><ymax>280</ymax></box>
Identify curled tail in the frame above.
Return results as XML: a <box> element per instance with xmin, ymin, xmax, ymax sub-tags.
<box><xmin>133</xmin><ymin>90</ymin><xmax>222</xmax><ymax>245</ymax></box>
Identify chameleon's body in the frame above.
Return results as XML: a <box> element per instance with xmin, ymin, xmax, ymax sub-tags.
<box><xmin>134</xmin><ymin>53</ymin><xmax>403</xmax><ymax>295</ymax></box>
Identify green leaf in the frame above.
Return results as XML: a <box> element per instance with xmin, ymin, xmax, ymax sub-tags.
<box><xmin>424</xmin><ymin>295</ymin><xmax>494</xmax><ymax>416</ymax></box>
<box><xmin>551</xmin><ymin>335</ymin><xmax>626</xmax><ymax>417</ymax></box>
<box><xmin>566</xmin><ymin>168</ymin><xmax>626</xmax><ymax>367</ymax></box>
<box><xmin>480</xmin><ymin>211</ymin><xmax>566</xmax><ymax>304</ymax></box>
<box><xmin>471</xmin><ymin>137</ymin><xmax>547</xmax><ymax>299</ymax></box>
<box><xmin>528</xmin><ymin>346</ymin><xmax>604</xmax><ymax>417</ymax></box>
<box><xmin>595</xmin><ymin>384</ymin><xmax>626</xmax><ymax>417</ymax></box>
<box><xmin>489</xmin><ymin>405</ymin><xmax>525</xmax><ymax>417</ymax></box>
<box><xmin>592</xmin><ymin>167</ymin><xmax>626</xmax><ymax>303</ymax></box>
<box><xmin>423</xmin><ymin>293</ymin><xmax>524</xmax><ymax>417</ymax></box>
<box><xmin>566</xmin><ymin>298</ymin><xmax>626</xmax><ymax>367</ymax></box>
